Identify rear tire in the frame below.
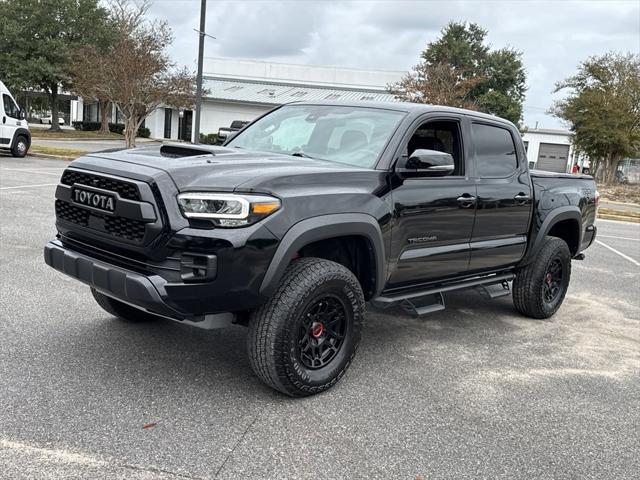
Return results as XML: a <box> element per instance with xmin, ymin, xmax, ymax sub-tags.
<box><xmin>513</xmin><ymin>236</ymin><xmax>571</xmax><ymax>319</ymax></box>
<box><xmin>11</xmin><ymin>135</ymin><xmax>28</xmax><ymax>157</ymax></box>
<box><xmin>247</xmin><ymin>257</ymin><xmax>365</xmax><ymax>397</ymax></box>
<box><xmin>91</xmin><ymin>288</ymin><xmax>160</xmax><ymax>322</ymax></box>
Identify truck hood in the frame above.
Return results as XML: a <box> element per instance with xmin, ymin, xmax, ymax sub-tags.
<box><xmin>79</xmin><ymin>145</ymin><xmax>369</xmax><ymax>193</ymax></box>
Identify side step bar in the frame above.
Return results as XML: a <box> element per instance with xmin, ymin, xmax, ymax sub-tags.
<box><xmin>371</xmin><ymin>273</ymin><xmax>515</xmax><ymax>317</ymax></box>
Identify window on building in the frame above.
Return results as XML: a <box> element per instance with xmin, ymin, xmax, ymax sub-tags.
<box><xmin>224</xmin><ymin>86</ymin><xmax>243</xmax><ymax>92</ymax></box>
<box><xmin>360</xmin><ymin>95</ymin><xmax>375</xmax><ymax>101</ymax></box>
<box><xmin>472</xmin><ymin>123</ymin><xmax>518</xmax><ymax>178</ymax></box>
<box><xmin>325</xmin><ymin>94</ymin><xmax>341</xmax><ymax>100</ymax></box>
<box><xmin>290</xmin><ymin>91</ymin><xmax>308</xmax><ymax>97</ymax></box>
<box><xmin>258</xmin><ymin>88</ymin><xmax>276</xmax><ymax>95</ymax></box>
<box><xmin>523</xmin><ymin>140</ymin><xmax>529</xmax><ymax>152</ymax></box>
<box><xmin>164</xmin><ymin>108</ymin><xmax>172</xmax><ymax>139</ymax></box>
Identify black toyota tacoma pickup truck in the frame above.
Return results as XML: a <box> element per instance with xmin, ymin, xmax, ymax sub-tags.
<box><xmin>44</xmin><ymin>102</ymin><xmax>598</xmax><ymax>396</ymax></box>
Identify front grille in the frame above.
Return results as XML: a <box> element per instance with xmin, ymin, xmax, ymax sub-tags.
<box><xmin>55</xmin><ymin>200</ymin><xmax>89</xmax><ymax>226</ymax></box>
<box><xmin>104</xmin><ymin>215</ymin><xmax>146</xmax><ymax>242</ymax></box>
<box><xmin>61</xmin><ymin>170</ymin><xmax>140</xmax><ymax>201</ymax></box>
<box><xmin>56</xmin><ymin>200</ymin><xmax>146</xmax><ymax>243</ymax></box>
<box><xmin>56</xmin><ymin>169</ymin><xmax>155</xmax><ymax>245</ymax></box>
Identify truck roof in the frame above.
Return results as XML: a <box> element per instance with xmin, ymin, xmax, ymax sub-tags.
<box><xmin>286</xmin><ymin>100</ymin><xmax>515</xmax><ymax>127</ymax></box>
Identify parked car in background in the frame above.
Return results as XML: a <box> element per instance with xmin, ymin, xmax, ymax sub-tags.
<box><xmin>40</xmin><ymin>115</ymin><xmax>65</xmax><ymax>125</ymax></box>
<box><xmin>0</xmin><ymin>80</ymin><xmax>30</xmax><ymax>157</ymax></box>
<box><xmin>217</xmin><ymin>120</ymin><xmax>250</xmax><ymax>142</ymax></box>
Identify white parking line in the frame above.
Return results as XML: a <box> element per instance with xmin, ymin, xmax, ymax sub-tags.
<box><xmin>0</xmin><ymin>168</ymin><xmax>63</xmax><ymax>176</ymax></box>
<box><xmin>0</xmin><ymin>183</ymin><xmax>58</xmax><ymax>190</ymax></box>
<box><xmin>597</xmin><ymin>218</ymin><xmax>640</xmax><ymax>225</ymax></box>
<box><xmin>598</xmin><ymin>235</ymin><xmax>640</xmax><ymax>242</ymax></box>
<box><xmin>595</xmin><ymin>240</ymin><xmax>640</xmax><ymax>267</ymax></box>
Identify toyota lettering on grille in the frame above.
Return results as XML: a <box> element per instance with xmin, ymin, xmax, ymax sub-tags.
<box><xmin>72</xmin><ymin>187</ymin><xmax>116</xmax><ymax>213</ymax></box>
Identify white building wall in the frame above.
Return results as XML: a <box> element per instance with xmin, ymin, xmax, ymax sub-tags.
<box><xmin>203</xmin><ymin>57</ymin><xmax>403</xmax><ymax>90</ymax></box>
<box><xmin>199</xmin><ymin>101</ymin><xmax>271</xmax><ymax>137</ymax></box>
<box><xmin>145</xmin><ymin>108</ymin><xmax>165</xmax><ymax>139</ymax></box>
<box><xmin>145</xmin><ymin>107</ymin><xmax>180</xmax><ymax>140</ymax></box>
<box><xmin>522</xmin><ymin>130</ymin><xmax>575</xmax><ymax>171</ymax></box>
<box><xmin>70</xmin><ymin>99</ymin><xmax>83</xmax><ymax>122</ymax></box>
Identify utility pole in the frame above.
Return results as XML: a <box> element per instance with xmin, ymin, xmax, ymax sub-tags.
<box><xmin>193</xmin><ymin>0</ymin><xmax>207</xmax><ymax>144</ymax></box>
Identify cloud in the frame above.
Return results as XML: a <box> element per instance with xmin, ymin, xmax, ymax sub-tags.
<box><xmin>148</xmin><ymin>0</ymin><xmax>640</xmax><ymax>128</ymax></box>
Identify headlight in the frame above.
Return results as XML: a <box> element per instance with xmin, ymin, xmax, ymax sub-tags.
<box><xmin>177</xmin><ymin>192</ymin><xmax>280</xmax><ymax>227</ymax></box>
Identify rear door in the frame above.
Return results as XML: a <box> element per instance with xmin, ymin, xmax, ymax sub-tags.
<box><xmin>386</xmin><ymin>114</ymin><xmax>476</xmax><ymax>289</ymax></box>
<box><xmin>467</xmin><ymin>120</ymin><xmax>533</xmax><ymax>271</ymax></box>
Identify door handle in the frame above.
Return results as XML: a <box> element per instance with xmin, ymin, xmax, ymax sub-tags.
<box><xmin>514</xmin><ymin>193</ymin><xmax>530</xmax><ymax>203</ymax></box>
<box><xmin>457</xmin><ymin>194</ymin><xmax>476</xmax><ymax>209</ymax></box>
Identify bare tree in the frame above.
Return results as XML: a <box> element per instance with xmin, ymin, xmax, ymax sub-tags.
<box><xmin>69</xmin><ymin>47</ymin><xmax>113</xmax><ymax>134</ymax></box>
<box><xmin>389</xmin><ymin>62</ymin><xmax>482</xmax><ymax>110</ymax></box>
<box><xmin>90</xmin><ymin>0</ymin><xmax>196</xmax><ymax>147</ymax></box>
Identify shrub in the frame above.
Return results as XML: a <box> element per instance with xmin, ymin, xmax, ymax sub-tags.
<box><xmin>199</xmin><ymin>133</ymin><xmax>219</xmax><ymax>145</ymax></box>
<box><xmin>72</xmin><ymin>121</ymin><xmax>150</xmax><ymax>138</ymax></box>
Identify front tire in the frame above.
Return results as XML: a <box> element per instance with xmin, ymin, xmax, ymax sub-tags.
<box><xmin>513</xmin><ymin>236</ymin><xmax>572</xmax><ymax>319</ymax></box>
<box><xmin>11</xmin><ymin>135</ymin><xmax>28</xmax><ymax>157</ymax></box>
<box><xmin>247</xmin><ymin>258</ymin><xmax>365</xmax><ymax>397</ymax></box>
<box><xmin>91</xmin><ymin>288</ymin><xmax>160</xmax><ymax>322</ymax></box>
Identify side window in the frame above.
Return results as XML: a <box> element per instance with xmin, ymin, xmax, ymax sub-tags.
<box><xmin>406</xmin><ymin>120</ymin><xmax>464</xmax><ymax>176</ymax></box>
<box><xmin>3</xmin><ymin>94</ymin><xmax>20</xmax><ymax>119</ymax></box>
<box><xmin>472</xmin><ymin>123</ymin><xmax>518</xmax><ymax>178</ymax></box>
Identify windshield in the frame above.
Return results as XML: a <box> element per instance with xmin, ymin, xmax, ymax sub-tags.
<box><xmin>226</xmin><ymin>104</ymin><xmax>406</xmax><ymax>168</ymax></box>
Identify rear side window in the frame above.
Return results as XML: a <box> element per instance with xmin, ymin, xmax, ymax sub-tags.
<box><xmin>472</xmin><ymin>123</ymin><xmax>518</xmax><ymax>178</ymax></box>
<box><xmin>3</xmin><ymin>94</ymin><xmax>20</xmax><ymax>119</ymax></box>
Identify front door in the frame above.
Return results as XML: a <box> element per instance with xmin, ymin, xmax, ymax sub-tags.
<box><xmin>468</xmin><ymin>121</ymin><xmax>533</xmax><ymax>271</ymax></box>
<box><xmin>1</xmin><ymin>93</ymin><xmax>21</xmax><ymax>146</ymax></box>
<box><xmin>387</xmin><ymin>117</ymin><xmax>476</xmax><ymax>290</ymax></box>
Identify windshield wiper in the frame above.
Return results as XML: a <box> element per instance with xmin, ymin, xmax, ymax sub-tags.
<box><xmin>290</xmin><ymin>152</ymin><xmax>315</xmax><ymax>159</ymax></box>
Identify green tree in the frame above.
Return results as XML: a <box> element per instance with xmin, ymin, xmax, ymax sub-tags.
<box><xmin>551</xmin><ymin>52</ymin><xmax>640</xmax><ymax>184</ymax></box>
<box><xmin>391</xmin><ymin>22</ymin><xmax>526</xmax><ymax>124</ymax></box>
<box><xmin>0</xmin><ymin>0</ymin><xmax>111</xmax><ymax>131</ymax></box>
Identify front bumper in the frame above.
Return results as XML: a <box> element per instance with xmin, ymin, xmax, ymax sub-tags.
<box><xmin>44</xmin><ymin>239</ymin><xmax>191</xmax><ymax>320</ymax></box>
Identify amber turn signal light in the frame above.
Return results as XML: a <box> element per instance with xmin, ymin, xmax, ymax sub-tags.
<box><xmin>251</xmin><ymin>202</ymin><xmax>280</xmax><ymax>215</ymax></box>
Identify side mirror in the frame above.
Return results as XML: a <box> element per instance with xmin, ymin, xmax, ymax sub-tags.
<box><xmin>396</xmin><ymin>149</ymin><xmax>455</xmax><ymax>178</ymax></box>
<box><xmin>19</xmin><ymin>110</ymin><xmax>26</xmax><ymax>120</ymax></box>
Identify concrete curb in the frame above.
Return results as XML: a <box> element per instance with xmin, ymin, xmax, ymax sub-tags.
<box><xmin>28</xmin><ymin>152</ymin><xmax>77</xmax><ymax>161</ymax></box>
<box><xmin>601</xmin><ymin>199</ymin><xmax>640</xmax><ymax>207</ymax></box>
<box><xmin>598</xmin><ymin>212</ymin><xmax>640</xmax><ymax>224</ymax></box>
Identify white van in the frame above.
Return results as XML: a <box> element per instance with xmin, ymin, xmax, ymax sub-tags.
<box><xmin>0</xmin><ymin>80</ymin><xmax>30</xmax><ymax>157</ymax></box>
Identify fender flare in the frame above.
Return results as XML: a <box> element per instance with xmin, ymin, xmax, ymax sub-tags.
<box><xmin>259</xmin><ymin>213</ymin><xmax>386</xmax><ymax>298</ymax></box>
<box><xmin>11</xmin><ymin>128</ymin><xmax>31</xmax><ymax>150</ymax></box>
<box><xmin>522</xmin><ymin>206</ymin><xmax>582</xmax><ymax>264</ymax></box>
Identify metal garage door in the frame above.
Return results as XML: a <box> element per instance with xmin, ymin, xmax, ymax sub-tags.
<box><xmin>536</xmin><ymin>143</ymin><xmax>570</xmax><ymax>173</ymax></box>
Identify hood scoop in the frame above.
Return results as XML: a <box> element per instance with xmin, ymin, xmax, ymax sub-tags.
<box><xmin>160</xmin><ymin>143</ymin><xmax>235</xmax><ymax>158</ymax></box>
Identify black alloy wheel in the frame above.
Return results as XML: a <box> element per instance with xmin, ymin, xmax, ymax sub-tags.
<box><xmin>542</xmin><ymin>257</ymin><xmax>563</xmax><ymax>304</ymax></box>
<box><xmin>298</xmin><ymin>295</ymin><xmax>348</xmax><ymax>369</ymax></box>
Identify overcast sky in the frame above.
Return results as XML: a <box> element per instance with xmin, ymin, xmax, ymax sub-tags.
<box><xmin>148</xmin><ymin>0</ymin><xmax>640</xmax><ymax>128</ymax></box>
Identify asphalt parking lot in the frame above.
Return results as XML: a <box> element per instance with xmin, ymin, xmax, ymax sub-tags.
<box><xmin>1</xmin><ymin>154</ymin><xmax>639</xmax><ymax>479</ymax></box>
